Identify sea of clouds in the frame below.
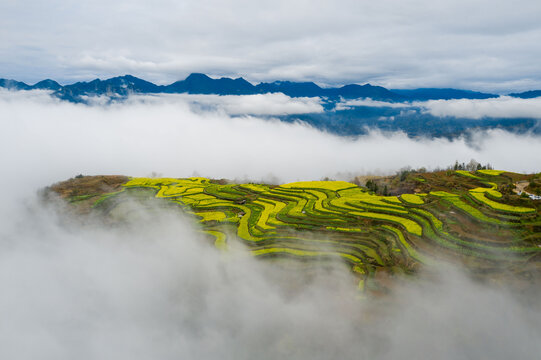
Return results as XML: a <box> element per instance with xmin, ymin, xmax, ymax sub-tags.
<box><xmin>1</xmin><ymin>89</ymin><xmax>541</xmax><ymax>359</ymax></box>
<box><xmin>337</xmin><ymin>95</ymin><xmax>541</xmax><ymax>120</ymax></box>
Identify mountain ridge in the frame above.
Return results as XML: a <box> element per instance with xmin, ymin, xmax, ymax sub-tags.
<box><xmin>2</xmin><ymin>73</ymin><xmax>537</xmax><ymax>102</ymax></box>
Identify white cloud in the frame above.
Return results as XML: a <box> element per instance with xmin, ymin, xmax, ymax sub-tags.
<box><xmin>334</xmin><ymin>98</ymin><xmax>410</xmax><ymax>111</ymax></box>
<box><xmin>1</xmin><ymin>90</ymin><xmax>541</xmax><ymax>191</ymax></box>
<box><xmin>2</xmin><ymin>187</ymin><xmax>541</xmax><ymax>359</ymax></box>
<box><xmin>128</xmin><ymin>93</ymin><xmax>324</xmax><ymax>115</ymax></box>
<box><xmin>1</xmin><ymin>92</ymin><xmax>541</xmax><ymax>359</ymax></box>
<box><xmin>335</xmin><ymin>95</ymin><xmax>541</xmax><ymax>121</ymax></box>
<box><xmin>419</xmin><ymin>96</ymin><xmax>541</xmax><ymax>119</ymax></box>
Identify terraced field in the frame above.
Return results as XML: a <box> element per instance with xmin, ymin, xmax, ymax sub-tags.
<box><xmin>50</xmin><ymin>170</ymin><xmax>541</xmax><ymax>292</ymax></box>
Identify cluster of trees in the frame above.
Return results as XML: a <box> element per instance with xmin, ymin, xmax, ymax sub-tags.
<box><xmin>365</xmin><ymin>179</ymin><xmax>389</xmax><ymax>196</ymax></box>
<box><xmin>529</xmin><ymin>180</ymin><xmax>541</xmax><ymax>195</ymax></box>
<box><xmin>449</xmin><ymin>159</ymin><xmax>493</xmax><ymax>171</ymax></box>
<box><xmin>396</xmin><ymin>159</ymin><xmax>494</xmax><ymax>176</ymax></box>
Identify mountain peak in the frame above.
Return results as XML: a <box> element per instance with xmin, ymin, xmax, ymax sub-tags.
<box><xmin>32</xmin><ymin>79</ymin><xmax>62</xmax><ymax>90</ymax></box>
<box><xmin>185</xmin><ymin>73</ymin><xmax>212</xmax><ymax>81</ymax></box>
<box><xmin>0</xmin><ymin>78</ymin><xmax>30</xmax><ymax>90</ymax></box>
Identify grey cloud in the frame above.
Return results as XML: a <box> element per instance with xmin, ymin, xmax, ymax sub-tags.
<box><xmin>1</xmin><ymin>0</ymin><xmax>541</xmax><ymax>91</ymax></box>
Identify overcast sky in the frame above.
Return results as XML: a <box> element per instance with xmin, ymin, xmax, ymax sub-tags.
<box><xmin>1</xmin><ymin>0</ymin><xmax>541</xmax><ymax>92</ymax></box>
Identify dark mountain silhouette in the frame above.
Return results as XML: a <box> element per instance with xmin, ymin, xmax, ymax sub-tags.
<box><xmin>55</xmin><ymin>75</ymin><xmax>160</xmax><ymax>101</ymax></box>
<box><xmin>1</xmin><ymin>73</ymin><xmax>540</xmax><ymax>104</ymax></box>
<box><xmin>255</xmin><ymin>81</ymin><xmax>323</xmax><ymax>97</ymax></box>
<box><xmin>391</xmin><ymin>88</ymin><xmax>498</xmax><ymax>101</ymax></box>
<box><xmin>0</xmin><ymin>79</ymin><xmax>30</xmax><ymax>90</ymax></box>
<box><xmin>164</xmin><ymin>73</ymin><xmax>255</xmax><ymax>95</ymax></box>
<box><xmin>329</xmin><ymin>84</ymin><xmax>405</xmax><ymax>101</ymax></box>
<box><xmin>32</xmin><ymin>79</ymin><xmax>62</xmax><ymax>91</ymax></box>
<box><xmin>41</xmin><ymin>73</ymin><xmax>409</xmax><ymax>102</ymax></box>
<box><xmin>508</xmin><ymin>90</ymin><xmax>541</xmax><ymax>99</ymax></box>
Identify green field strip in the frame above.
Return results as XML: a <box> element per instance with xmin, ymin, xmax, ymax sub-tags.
<box><xmin>203</xmin><ymin>184</ymin><xmax>247</xmax><ymax>201</ymax></box>
<box><xmin>468</xmin><ymin>192</ymin><xmax>535</xmax><ymax>214</ymax></box>
<box><xmin>354</xmin><ymin>211</ymin><xmax>422</xmax><ymax>237</ymax></box>
<box><xmin>483</xmin><ymin>190</ymin><xmax>504</xmax><ymax>200</ymax></box>
<box><xmin>251</xmin><ymin>247</ymin><xmax>364</xmax><ymax>265</ymax></box>
<box><xmin>280</xmin><ymin>180</ymin><xmax>358</xmax><ymax>191</ymax></box>
<box><xmin>92</xmin><ymin>189</ymin><xmax>126</xmax><ymax>208</ymax></box>
<box><xmin>325</xmin><ymin>226</ymin><xmax>364</xmax><ymax>233</ymax></box>
<box><xmin>324</xmin><ymin>198</ymin><xmax>423</xmax><ymax>236</ymax></box>
<box><xmin>252</xmin><ymin>199</ymin><xmax>286</xmax><ymax>230</ymax></box>
<box><xmin>455</xmin><ymin>170</ymin><xmax>483</xmax><ymax>180</ymax></box>
<box><xmin>338</xmin><ymin>188</ymin><xmax>407</xmax><ymax>209</ymax></box>
<box><xmin>286</xmin><ymin>191</ymin><xmax>343</xmax><ymax>222</ymax></box>
<box><xmin>123</xmin><ymin>177</ymin><xmax>177</xmax><ymax>188</ymax></box>
<box><xmin>184</xmin><ymin>193</ymin><xmax>217</xmax><ymax>201</ymax></box>
<box><xmin>343</xmin><ymin>199</ymin><xmax>410</xmax><ymax>215</ymax></box>
<box><xmin>412</xmin><ymin>209</ymin><xmax>539</xmax><ymax>257</ymax></box>
<box><xmin>239</xmin><ymin>183</ymin><xmax>271</xmax><ymax>193</ymax></box>
<box><xmin>408</xmin><ymin>208</ymin><xmax>491</xmax><ymax>252</ymax></box>
<box><xmin>251</xmin><ymin>238</ymin><xmax>384</xmax><ymax>266</ymax></box>
<box><xmin>69</xmin><ymin>194</ymin><xmax>99</xmax><ymax>203</ymax></box>
<box><xmin>380</xmin><ymin>225</ymin><xmax>427</xmax><ymax>263</ymax></box>
<box><xmin>469</xmin><ymin>187</ymin><xmax>503</xmax><ymax>199</ymax></box>
<box><xmin>195</xmin><ymin>211</ymin><xmax>227</xmax><ymax>222</ymax></box>
<box><xmin>269</xmin><ymin>186</ymin><xmax>309</xmax><ymax>195</ymax></box>
<box><xmin>436</xmin><ymin>195</ymin><xmax>507</xmax><ymax>225</ymax></box>
<box><xmin>400</xmin><ymin>194</ymin><xmax>424</xmax><ymax>205</ymax></box>
<box><xmin>302</xmin><ymin>189</ymin><xmax>347</xmax><ymax>217</ymax></box>
<box><xmin>477</xmin><ymin>170</ymin><xmax>506</xmax><ymax>176</ymax></box>
<box><xmin>266</xmin><ymin>191</ymin><xmax>349</xmax><ymax>227</ymax></box>
<box><xmin>430</xmin><ymin>191</ymin><xmax>460</xmax><ymax>197</ymax></box>
<box><xmin>232</xmin><ymin>229</ymin><xmax>380</xmax><ymax>261</ymax></box>
<box><xmin>407</xmin><ymin>212</ymin><xmax>486</xmax><ymax>257</ymax></box>
<box><xmin>158</xmin><ymin>185</ymin><xmax>187</xmax><ymax>197</ymax></box>
<box><xmin>204</xmin><ymin>230</ymin><xmax>228</xmax><ymax>250</ymax></box>
<box><xmin>183</xmin><ymin>200</ymin><xmax>243</xmax><ymax>212</ymax></box>
<box><xmin>236</xmin><ymin>204</ymin><xmax>263</xmax><ymax>241</ymax></box>
<box><xmin>387</xmin><ymin>196</ymin><xmax>406</xmax><ymax>204</ymax></box>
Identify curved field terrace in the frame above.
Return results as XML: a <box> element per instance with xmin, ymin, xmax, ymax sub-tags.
<box><xmin>49</xmin><ymin>170</ymin><xmax>541</xmax><ymax>293</ymax></box>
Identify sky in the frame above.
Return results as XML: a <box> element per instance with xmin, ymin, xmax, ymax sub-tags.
<box><xmin>1</xmin><ymin>0</ymin><xmax>541</xmax><ymax>92</ymax></box>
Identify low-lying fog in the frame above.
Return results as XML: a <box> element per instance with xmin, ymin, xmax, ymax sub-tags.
<box><xmin>1</xmin><ymin>89</ymin><xmax>540</xmax><ymax>359</ymax></box>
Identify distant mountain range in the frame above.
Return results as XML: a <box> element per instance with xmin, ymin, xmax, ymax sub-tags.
<box><xmin>2</xmin><ymin>73</ymin><xmax>539</xmax><ymax>103</ymax></box>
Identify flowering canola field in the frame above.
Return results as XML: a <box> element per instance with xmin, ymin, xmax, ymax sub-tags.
<box><xmin>72</xmin><ymin>170</ymin><xmax>541</xmax><ymax>292</ymax></box>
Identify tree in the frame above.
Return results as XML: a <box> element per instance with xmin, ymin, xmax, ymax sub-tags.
<box><xmin>466</xmin><ymin>159</ymin><xmax>480</xmax><ymax>171</ymax></box>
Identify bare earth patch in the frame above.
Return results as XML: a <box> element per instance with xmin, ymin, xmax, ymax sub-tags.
<box><xmin>49</xmin><ymin>175</ymin><xmax>129</xmax><ymax>198</ymax></box>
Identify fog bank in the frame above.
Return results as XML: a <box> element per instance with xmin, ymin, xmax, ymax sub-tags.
<box><xmin>1</xmin><ymin>90</ymin><xmax>540</xmax><ymax>193</ymax></box>
<box><xmin>1</xmin><ymin>90</ymin><xmax>541</xmax><ymax>359</ymax></box>
<box><xmin>1</xmin><ymin>198</ymin><xmax>540</xmax><ymax>359</ymax></box>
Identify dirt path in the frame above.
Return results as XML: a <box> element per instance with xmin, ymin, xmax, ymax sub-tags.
<box><xmin>514</xmin><ymin>180</ymin><xmax>529</xmax><ymax>195</ymax></box>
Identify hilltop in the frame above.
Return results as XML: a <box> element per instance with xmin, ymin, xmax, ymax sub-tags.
<box><xmin>47</xmin><ymin>169</ymin><xmax>541</xmax><ymax>295</ymax></box>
